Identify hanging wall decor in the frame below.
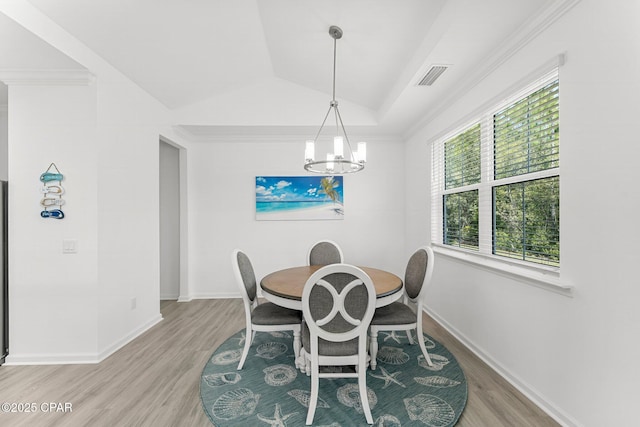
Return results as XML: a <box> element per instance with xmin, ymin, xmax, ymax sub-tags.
<box><xmin>255</xmin><ymin>176</ymin><xmax>344</xmax><ymax>221</ymax></box>
<box><xmin>40</xmin><ymin>163</ymin><xmax>65</xmax><ymax>219</ymax></box>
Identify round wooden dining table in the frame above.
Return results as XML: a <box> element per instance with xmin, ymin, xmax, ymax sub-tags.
<box><xmin>260</xmin><ymin>265</ymin><xmax>404</xmax><ymax>310</ymax></box>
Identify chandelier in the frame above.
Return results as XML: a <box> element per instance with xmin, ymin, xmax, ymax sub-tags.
<box><xmin>304</xmin><ymin>26</ymin><xmax>366</xmax><ymax>174</ymax></box>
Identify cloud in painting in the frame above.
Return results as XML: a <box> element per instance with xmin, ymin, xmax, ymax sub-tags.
<box><xmin>276</xmin><ymin>180</ymin><xmax>292</xmax><ymax>190</ymax></box>
<box><xmin>256</xmin><ymin>185</ymin><xmax>272</xmax><ymax>196</ymax></box>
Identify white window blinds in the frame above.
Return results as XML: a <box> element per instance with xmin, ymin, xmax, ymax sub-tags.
<box><xmin>431</xmin><ymin>68</ymin><xmax>560</xmax><ymax>267</ymax></box>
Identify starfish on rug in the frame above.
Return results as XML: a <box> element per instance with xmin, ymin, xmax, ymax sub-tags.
<box><xmin>380</xmin><ymin>330</ymin><xmax>407</xmax><ymax>344</ymax></box>
<box><xmin>257</xmin><ymin>403</ymin><xmax>298</xmax><ymax>427</ymax></box>
<box><xmin>369</xmin><ymin>366</ymin><xmax>407</xmax><ymax>389</ymax></box>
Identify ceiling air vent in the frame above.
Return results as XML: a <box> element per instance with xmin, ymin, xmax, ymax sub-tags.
<box><xmin>417</xmin><ymin>65</ymin><xmax>448</xmax><ymax>86</ymax></box>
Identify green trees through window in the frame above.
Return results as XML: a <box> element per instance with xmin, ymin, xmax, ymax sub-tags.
<box><xmin>444</xmin><ymin>190</ymin><xmax>479</xmax><ymax>249</ymax></box>
<box><xmin>494</xmin><ymin>80</ymin><xmax>559</xmax><ymax>179</ymax></box>
<box><xmin>493</xmin><ymin>177</ymin><xmax>559</xmax><ymax>265</ymax></box>
<box><xmin>445</xmin><ymin>124</ymin><xmax>481</xmax><ymax>189</ymax></box>
<box><xmin>435</xmin><ymin>71</ymin><xmax>560</xmax><ymax>267</ymax></box>
<box><xmin>443</xmin><ymin>124</ymin><xmax>481</xmax><ymax>250</ymax></box>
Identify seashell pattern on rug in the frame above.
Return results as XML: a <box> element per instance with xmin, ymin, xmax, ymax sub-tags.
<box><xmin>372</xmin><ymin>414</ymin><xmax>402</xmax><ymax>427</ymax></box>
<box><xmin>211</xmin><ymin>349</ymin><xmax>242</xmax><ymax>365</ymax></box>
<box><xmin>212</xmin><ymin>388</ymin><xmax>260</xmax><ymax>420</ymax></box>
<box><xmin>287</xmin><ymin>389</ymin><xmax>330</xmax><ymax>409</ymax></box>
<box><xmin>256</xmin><ymin>342</ymin><xmax>287</xmax><ymax>359</ymax></box>
<box><xmin>267</xmin><ymin>331</ymin><xmax>291</xmax><ymax>338</ymax></box>
<box><xmin>200</xmin><ymin>329</ymin><xmax>466</xmax><ymax>426</ymax></box>
<box><xmin>336</xmin><ymin>383</ymin><xmax>378</xmax><ymax>414</ymax></box>
<box><xmin>376</xmin><ymin>346</ymin><xmax>410</xmax><ymax>365</ymax></box>
<box><xmin>263</xmin><ymin>364</ymin><xmax>297</xmax><ymax>386</ymax></box>
<box><xmin>421</xmin><ymin>335</ymin><xmax>436</xmax><ymax>349</ymax></box>
<box><xmin>404</xmin><ymin>332</ymin><xmax>438</xmax><ymax>350</ymax></box>
<box><xmin>203</xmin><ymin>372</ymin><xmax>241</xmax><ymax>387</ymax></box>
<box><xmin>417</xmin><ymin>353</ymin><xmax>450</xmax><ymax>371</ymax></box>
<box><xmin>414</xmin><ymin>375</ymin><xmax>461</xmax><ymax>388</ymax></box>
<box><xmin>403</xmin><ymin>393</ymin><xmax>456</xmax><ymax>426</ymax></box>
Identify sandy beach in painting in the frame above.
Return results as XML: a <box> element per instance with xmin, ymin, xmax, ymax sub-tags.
<box><xmin>256</xmin><ymin>202</ymin><xmax>344</xmax><ymax>221</ymax></box>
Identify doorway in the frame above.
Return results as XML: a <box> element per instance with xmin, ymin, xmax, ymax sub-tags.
<box><xmin>159</xmin><ymin>139</ymin><xmax>181</xmax><ymax>300</ymax></box>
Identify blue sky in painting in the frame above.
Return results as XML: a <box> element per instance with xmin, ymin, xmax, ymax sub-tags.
<box><xmin>256</xmin><ymin>176</ymin><xmax>343</xmax><ymax>203</ymax></box>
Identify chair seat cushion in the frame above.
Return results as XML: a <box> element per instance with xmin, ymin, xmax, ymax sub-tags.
<box><xmin>252</xmin><ymin>302</ymin><xmax>302</xmax><ymax>326</ymax></box>
<box><xmin>302</xmin><ymin>321</ymin><xmax>358</xmax><ymax>357</ymax></box>
<box><xmin>370</xmin><ymin>302</ymin><xmax>416</xmax><ymax>326</ymax></box>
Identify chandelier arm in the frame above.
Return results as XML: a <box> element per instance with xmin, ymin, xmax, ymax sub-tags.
<box><xmin>313</xmin><ymin>105</ymin><xmax>334</xmax><ymax>143</ymax></box>
<box><xmin>334</xmin><ymin>106</ymin><xmax>357</xmax><ymax>161</ymax></box>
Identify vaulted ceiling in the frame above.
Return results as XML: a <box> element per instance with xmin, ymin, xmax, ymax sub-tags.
<box><xmin>1</xmin><ymin>0</ymin><xmax>561</xmax><ymax>136</ymax></box>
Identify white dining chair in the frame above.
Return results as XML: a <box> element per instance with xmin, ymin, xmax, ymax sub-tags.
<box><xmin>232</xmin><ymin>249</ymin><xmax>302</xmax><ymax>370</ymax></box>
<box><xmin>369</xmin><ymin>246</ymin><xmax>435</xmax><ymax>369</ymax></box>
<box><xmin>300</xmin><ymin>263</ymin><xmax>376</xmax><ymax>425</ymax></box>
<box><xmin>307</xmin><ymin>239</ymin><xmax>344</xmax><ymax>265</ymax></box>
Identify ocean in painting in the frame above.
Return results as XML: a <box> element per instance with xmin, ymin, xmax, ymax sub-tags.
<box><xmin>255</xmin><ymin>176</ymin><xmax>344</xmax><ymax>221</ymax></box>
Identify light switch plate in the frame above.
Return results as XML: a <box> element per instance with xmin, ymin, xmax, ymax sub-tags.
<box><xmin>62</xmin><ymin>239</ymin><xmax>78</xmax><ymax>254</ymax></box>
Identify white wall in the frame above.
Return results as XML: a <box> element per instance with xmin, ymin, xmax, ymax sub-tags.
<box><xmin>185</xmin><ymin>137</ymin><xmax>407</xmax><ymax>299</ymax></box>
<box><xmin>404</xmin><ymin>1</ymin><xmax>640</xmax><ymax>426</ymax></box>
<box><xmin>0</xmin><ymin>1</ymin><xmax>187</xmax><ymax>363</ymax></box>
<box><xmin>8</xmin><ymin>83</ymin><xmax>99</xmax><ymax>361</ymax></box>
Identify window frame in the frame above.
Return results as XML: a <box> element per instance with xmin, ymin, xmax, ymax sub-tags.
<box><xmin>430</xmin><ymin>67</ymin><xmax>570</xmax><ymax>295</ymax></box>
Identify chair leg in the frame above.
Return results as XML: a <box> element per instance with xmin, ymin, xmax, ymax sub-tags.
<box><xmin>369</xmin><ymin>328</ymin><xmax>379</xmax><ymax>370</ymax></box>
<box><xmin>293</xmin><ymin>329</ymin><xmax>301</xmax><ymax>368</ymax></box>
<box><xmin>306</xmin><ymin>360</ymin><xmax>319</xmax><ymax>425</ymax></box>
<box><xmin>416</xmin><ymin>323</ymin><xmax>433</xmax><ymax>367</ymax></box>
<box><xmin>406</xmin><ymin>329</ymin><xmax>415</xmax><ymax>344</ymax></box>
<box><xmin>237</xmin><ymin>327</ymin><xmax>253</xmax><ymax>370</ymax></box>
<box><xmin>358</xmin><ymin>360</ymin><xmax>373</xmax><ymax>424</ymax></box>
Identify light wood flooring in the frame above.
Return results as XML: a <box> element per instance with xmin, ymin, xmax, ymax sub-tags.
<box><xmin>0</xmin><ymin>299</ymin><xmax>560</xmax><ymax>427</ymax></box>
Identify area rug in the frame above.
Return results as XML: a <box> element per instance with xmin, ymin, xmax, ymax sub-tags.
<box><xmin>200</xmin><ymin>329</ymin><xmax>467</xmax><ymax>426</ymax></box>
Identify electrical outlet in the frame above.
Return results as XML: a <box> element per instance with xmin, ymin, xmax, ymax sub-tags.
<box><xmin>130</xmin><ymin>298</ymin><xmax>137</xmax><ymax>310</ymax></box>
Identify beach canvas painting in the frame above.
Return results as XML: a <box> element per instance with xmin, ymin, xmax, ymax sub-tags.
<box><xmin>256</xmin><ymin>176</ymin><xmax>344</xmax><ymax>221</ymax></box>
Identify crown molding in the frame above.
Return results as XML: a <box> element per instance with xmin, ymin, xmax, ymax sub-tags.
<box><xmin>405</xmin><ymin>0</ymin><xmax>582</xmax><ymax>138</ymax></box>
<box><xmin>173</xmin><ymin>125</ymin><xmax>401</xmax><ymax>144</ymax></box>
<box><xmin>0</xmin><ymin>69</ymin><xmax>95</xmax><ymax>86</ymax></box>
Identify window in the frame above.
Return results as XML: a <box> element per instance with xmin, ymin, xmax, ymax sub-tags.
<box><xmin>432</xmin><ymin>69</ymin><xmax>559</xmax><ymax>268</ymax></box>
<box><xmin>444</xmin><ymin>190</ymin><xmax>478</xmax><ymax>249</ymax></box>
<box><xmin>443</xmin><ymin>124</ymin><xmax>480</xmax><ymax>250</ymax></box>
<box><xmin>493</xmin><ymin>177</ymin><xmax>559</xmax><ymax>265</ymax></box>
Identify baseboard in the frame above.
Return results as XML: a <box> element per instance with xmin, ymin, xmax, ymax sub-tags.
<box><xmin>5</xmin><ymin>314</ymin><xmax>163</xmax><ymax>365</ymax></box>
<box><xmin>96</xmin><ymin>314</ymin><xmax>163</xmax><ymax>362</ymax></box>
<box><xmin>187</xmin><ymin>292</ymin><xmax>240</xmax><ymax>300</ymax></box>
<box><xmin>5</xmin><ymin>352</ymin><xmax>106</xmax><ymax>365</ymax></box>
<box><xmin>424</xmin><ymin>305</ymin><xmax>581</xmax><ymax>427</ymax></box>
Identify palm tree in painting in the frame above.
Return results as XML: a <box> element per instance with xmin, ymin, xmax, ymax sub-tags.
<box><xmin>319</xmin><ymin>176</ymin><xmax>343</xmax><ymax>215</ymax></box>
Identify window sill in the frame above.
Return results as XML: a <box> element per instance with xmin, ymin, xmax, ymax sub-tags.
<box><xmin>432</xmin><ymin>244</ymin><xmax>573</xmax><ymax>297</ymax></box>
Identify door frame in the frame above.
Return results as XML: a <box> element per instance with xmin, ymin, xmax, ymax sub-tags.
<box><xmin>159</xmin><ymin>136</ymin><xmax>189</xmax><ymax>301</ymax></box>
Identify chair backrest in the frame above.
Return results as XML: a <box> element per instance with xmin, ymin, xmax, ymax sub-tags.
<box><xmin>307</xmin><ymin>240</ymin><xmax>344</xmax><ymax>265</ymax></box>
<box><xmin>404</xmin><ymin>246</ymin><xmax>435</xmax><ymax>302</ymax></box>
<box><xmin>302</xmin><ymin>264</ymin><xmax>375</xmax><ymax>347</ymax></box>
<box><xmin>231</xmin><ymin>249</ymin><xmax>257</xmax><ymax>305</ymax></box>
